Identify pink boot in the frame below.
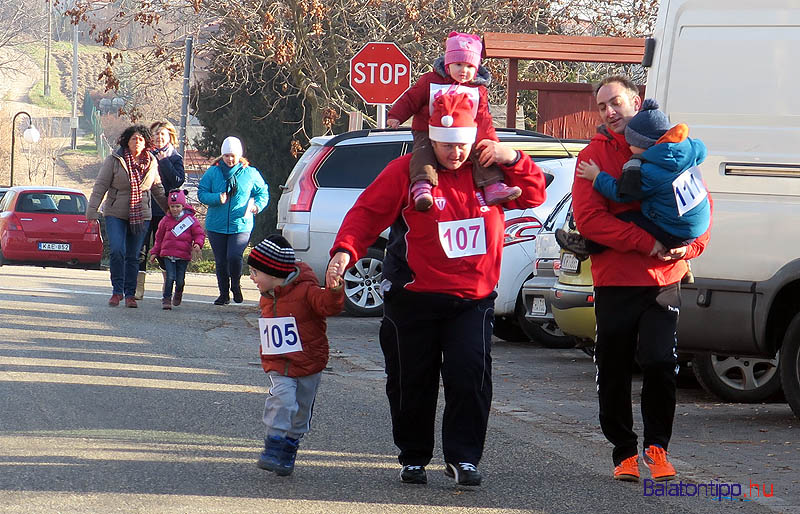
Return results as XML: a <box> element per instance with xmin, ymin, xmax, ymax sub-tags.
<box><xmin>411</xmin><ymin>180</ymin><xmax>433</xmax><ymax>211</ymax></box>
<box><xmin>484</xmin><ymin>181</ymin><xmax>522</xmax><ymax>206</ymax></box>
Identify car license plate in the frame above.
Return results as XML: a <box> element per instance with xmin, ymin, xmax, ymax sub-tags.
<box><xmin>561</xmin><ymin>252</ymin><xmax>579</xmax><ymax>273</ymax></box>
<box><xmin>39</xmin><ymin>242</ymin><xmax>70</xmax><ymax>252</ymax></box>
<box><xmin>531</xmin><ymin>296</ymin><xmax>547</xmax><ymax>316</ymax></box>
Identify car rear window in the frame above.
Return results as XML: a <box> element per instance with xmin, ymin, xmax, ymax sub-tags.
<box><xmin>17</xmin><ymin>193</ymin><xmax>87</xmax><ymax>214</ymax></box>
<box><xmin>316</xmin><ymin>143</ymin><xmax>405</xmax><ymax>188</ymax></box>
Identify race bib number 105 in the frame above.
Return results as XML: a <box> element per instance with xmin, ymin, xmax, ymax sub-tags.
<box><xmin>438</xmin><ymin>217</ymin><xmax>487</xmax><ymax>258</ymax></box>
<box><xmin>259</xmin><ymin>317</ymin><xmax>303</xmax><ymax>356</ymax></box>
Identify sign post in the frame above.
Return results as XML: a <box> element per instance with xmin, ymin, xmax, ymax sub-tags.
<box><xmin>350</xmin><ymin>42</ymin><xmax>411</xmax><ymax>128</ymax></box>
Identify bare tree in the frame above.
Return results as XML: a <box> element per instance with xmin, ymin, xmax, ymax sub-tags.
<box><xmin>0</xmin><ymin>1</ymin><xmax>48</xmax><ymax>74</ymax></box>
<box><xmin>62</xmin><ymin>0</ymin><xmax>660</xmax><ymax>139</ymax></box>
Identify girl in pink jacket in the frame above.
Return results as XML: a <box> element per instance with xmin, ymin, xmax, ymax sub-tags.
<box><xmin>149</xmin><ymin>189</ymin><xmax>205</xmax><ymax>309</ymax></box>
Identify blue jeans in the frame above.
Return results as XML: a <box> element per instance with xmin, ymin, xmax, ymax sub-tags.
<box><xmin>163</xmin><ymin>258</ymin><xmax>189</xmax><ymax>299</ymax></box>
<box><xmin>206</xmin><ymin>230</ymin><xmax>251</xmax><ymax>297</ymax></box>
<box><xmin>105</xmin><ymin>216</ymin><xmax>150</xmax><ymax>297</ymax></box>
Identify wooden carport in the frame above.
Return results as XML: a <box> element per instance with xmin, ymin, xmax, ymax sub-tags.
<box><xmin>482</xmin><ymin>33</ymin><xmax>648</xmax><ymax>138</ymax></box>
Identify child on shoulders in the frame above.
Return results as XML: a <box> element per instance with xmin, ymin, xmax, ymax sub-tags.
<box><xmin>387</xmin><ymin>31</ymin><xmax>521</xmax><ymax>211</ymax></box>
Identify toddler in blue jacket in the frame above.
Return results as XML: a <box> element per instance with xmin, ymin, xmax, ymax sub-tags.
<box><xmin>557</xmin><ymin>99</ymin><xmax>710</xmax><ymax>270</ymax></box>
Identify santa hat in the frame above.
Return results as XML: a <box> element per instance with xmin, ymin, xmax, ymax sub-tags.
<box><xmin>444</xmin><ymin>32</ymin><xmax>482</xmax><ymax>69</ymax></box>
<box><xmin>221</xmin><ymin>136</ymin><xmax>243</xmax><ymax>157</ymax></box>
<box><xmin>428</xmin><ymin>92</ymin><xmax>478</xmax><ymax>144</ymax></box>
<box><xmin>167</xmin><ymin>189</ymin><xmax>189</xmax><ymax>207</ymax></box>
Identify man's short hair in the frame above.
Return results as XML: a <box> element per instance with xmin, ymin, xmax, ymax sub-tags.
<box><xmin>594</xmin><ymin>75</ymin><xmax>639</xmax><ymax>98</ymax></box>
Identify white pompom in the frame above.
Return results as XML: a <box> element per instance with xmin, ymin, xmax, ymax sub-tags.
<box><xmin>441</xmin><ymin>115</ymin><xmax>454</xmax><ymax>127</ymax></box>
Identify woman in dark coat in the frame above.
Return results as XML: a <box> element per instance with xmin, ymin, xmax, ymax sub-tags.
<box><xmin>135</xmin><ymin>120</ymin><xmax>185</xmax><ymax>298</ymax></box>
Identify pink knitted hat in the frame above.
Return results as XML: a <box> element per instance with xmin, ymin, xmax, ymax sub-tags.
<box><xmin>444</xmin><ymin>32</ymin><xmax>482</xmax><ymax>68</ymax></box>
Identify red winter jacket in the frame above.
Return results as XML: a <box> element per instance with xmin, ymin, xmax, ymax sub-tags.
<box><xmin>259</xmin><ymin>262</ymin><xmax>344</xmax><ymax>377</ymax></box>
<box><xmin>331</xmin><ymin>152</ymin><xmax>547</xmax><ymax>299</ymax></box>
<box><xmin>571</xmin><ymin>127</ymin><xmax>711</xmax><ymax>286</ymax></box>
<box><xmin>387</xmin><ymin>58</ymin><xmax>497</xmax><ymax>142</ymax></box>
<box><xmin>150</xmin><ymin>205</ymin><xmax>205</xmax><ymax>261</ymax></box>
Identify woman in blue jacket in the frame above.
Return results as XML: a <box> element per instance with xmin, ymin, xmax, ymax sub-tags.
<box><xmin>198</xmin><ymin>136</ymin><xmax>269</xmax><ymax>305</ymax></box>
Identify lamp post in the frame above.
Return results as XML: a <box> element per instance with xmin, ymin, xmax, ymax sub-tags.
<box><xmin>10</xmin><ymin>111</ymin><xmax>41</xmax><ymax>187</ymax></box>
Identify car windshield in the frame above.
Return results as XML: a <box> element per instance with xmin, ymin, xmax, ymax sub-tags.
<box><xmin>17</xmin><ymin>193</ymin><xmax>86</xmax><ymax>214</ymax></box>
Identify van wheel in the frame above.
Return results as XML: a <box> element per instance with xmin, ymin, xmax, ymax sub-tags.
<box><xmin>692</xmin><ymin>352</ymin><xmax>781</xmax><ymax>403</ymax></box>
<box><xmin>343</xmin><ymin>247</ymin><xmax>384</xmax><ymax>317</ymax></box>
<box><xmin>779</xmin><ymin>313</ymin><xmax>800</xmax><ymax>419</ymax></box>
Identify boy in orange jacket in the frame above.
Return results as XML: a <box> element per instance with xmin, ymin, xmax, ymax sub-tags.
<box><xmin>247</xmin><ymin>234</ymin><xmax>344</xmax><ymax>476</ymax></box>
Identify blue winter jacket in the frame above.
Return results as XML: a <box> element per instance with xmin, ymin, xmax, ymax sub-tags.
<box><xmin>593</xmin><ymin>133</ymin><xmax>710</xmax><ymax>240</ymax></box>
<box><xmin>197</xmin><ymin>161</ymin><xmax>269</xmax><ymax>234</ymax></box>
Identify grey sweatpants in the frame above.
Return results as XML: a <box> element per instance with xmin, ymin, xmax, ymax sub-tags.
<box><xmin>262</xmin><ymin>371</ymin><xmax>322</xmax><ymax>439</ymax></box>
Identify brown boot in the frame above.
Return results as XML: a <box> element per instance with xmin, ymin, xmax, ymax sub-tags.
<box><xmin>162</xmin><ymin>297</ymin><xmax>172</xmax><ymax>310</ymax></box>
<box><xmin>173</xmin><ymin>286</ymin><xmax>183</xmax><ymax>306</ymax></box>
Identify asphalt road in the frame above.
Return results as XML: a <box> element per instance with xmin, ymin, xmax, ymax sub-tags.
<box><xmin>0</xmin><ymin>266</ymin><xmax>797</xmax><ymax>513</ymax></box>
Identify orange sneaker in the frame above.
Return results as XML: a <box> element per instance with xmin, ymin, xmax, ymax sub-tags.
<box><xmin>643</xmin><ymin>445</ymin><xmax>676</xmax><ymax>481</ymax></box>
<box><xmin>613</xmin><ymin>455</ymin><xmax>640</xmax><ymax>482</ymax></box>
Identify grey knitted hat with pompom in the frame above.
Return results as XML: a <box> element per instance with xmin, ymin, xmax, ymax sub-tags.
<box><xmin>625</xmin><ymin>98</ymin><xmax>671</xmax><ymax>150</ymax></box>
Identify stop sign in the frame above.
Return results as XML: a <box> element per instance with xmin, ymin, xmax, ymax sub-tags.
<box><xmin>350</xmin><ymin>42</ymin><xmax>411</xmax><ymax>105</ymax></box>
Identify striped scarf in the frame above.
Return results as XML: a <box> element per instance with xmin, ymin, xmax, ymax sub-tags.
<box><xmin>123</xmin><ymin>149</ymin><xmax>151</xmax><ymax>234</ymax></box>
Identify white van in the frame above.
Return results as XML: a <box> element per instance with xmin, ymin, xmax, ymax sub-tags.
<box><xmin>646</xmin><ymin>0</ymin><xmax>800</xmax><ymax>417</ymax></box>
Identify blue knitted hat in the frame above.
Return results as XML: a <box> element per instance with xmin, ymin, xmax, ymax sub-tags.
<box><xmin>625</xmin><ymin>98</ymin><xmax>671</xmax><ymax>149</ymax></box>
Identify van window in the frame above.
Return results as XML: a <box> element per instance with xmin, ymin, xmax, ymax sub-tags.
<box><xmin>316</xmin><ymin>143</ymin><xmax>404</xmax><ymax>188</ymax></box>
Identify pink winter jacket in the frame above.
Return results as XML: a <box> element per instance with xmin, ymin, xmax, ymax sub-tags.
<box><xmin>150</xmin><ymin>205</ymin><xmax>205</xmax><ymax>260</ymax></box>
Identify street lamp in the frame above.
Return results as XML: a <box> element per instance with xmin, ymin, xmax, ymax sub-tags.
<box><xmin>10</xmin><ymin>111</ymin><xmax>40</xmax><ymax>187</ymax></box>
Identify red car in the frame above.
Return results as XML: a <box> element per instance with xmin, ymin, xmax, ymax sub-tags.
<box><xmin>0</xmin><ymin>186</ymin><xmax>102</xmax><ymax>268</ymax></box>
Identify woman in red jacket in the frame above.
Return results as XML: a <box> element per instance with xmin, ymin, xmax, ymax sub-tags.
<box><xmin>327</xmin><ymin>92</ymin><xmax>547</xmax><ymax>487</ymax></box>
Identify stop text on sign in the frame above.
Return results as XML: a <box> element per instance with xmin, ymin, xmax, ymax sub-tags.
<box><xmin>352</xmin><ymin>62</ymin><xmax>409</xmax><ymax>86</ymax></box>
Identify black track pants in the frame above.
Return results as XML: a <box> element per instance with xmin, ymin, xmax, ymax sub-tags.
<box><xmin>379</xmin><ymin>287</ymin><xmax>495</xmax><ymax>467</ymax></box>
<box><xmin>593</xmin><ymin>284</ymin><xmax>680</xmax><ymax>466</ymax></box>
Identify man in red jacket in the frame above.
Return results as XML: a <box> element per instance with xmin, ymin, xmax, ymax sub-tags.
<box><xmin>571</xmin><ymin>76</ymin><xmax>710</xmax><ymax>483</ymax></box>
<box><xmin>327</xmin><ymin>92</ymin><xmax>547</xmax><ymax>487</ymax></box>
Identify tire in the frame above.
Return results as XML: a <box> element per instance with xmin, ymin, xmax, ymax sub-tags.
<box><xmin>780</xmin><ymin>313</ymin><xmax>800</xmax><ymax>419</ymax></box>
<box><xmin>343</xmin><ymin>247</ymin><xmax>384</xmax><ymax>317</ymax></box>
<box><xmin>517</xmin><ymin>298</ymin><xmax>576</xmax><ymax>349</ymax></box>
<box><xmin>492</xmin><ymin>314</ymin><xmax>528</xmax><ymax>342</ymax></box>
<box><xmin>692</xmin><ymin>352</ymin><xmax>782</xmax><ymax>403</ymax></box>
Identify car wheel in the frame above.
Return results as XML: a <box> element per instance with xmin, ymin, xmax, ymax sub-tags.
<box><xmin>492</xmin><ymin>315</ymin><xmax>528</xmax><ymax>342</ymax></box>
<box><xmin>780</xmin><ymin>313</ymin><xmax>800</xmax><ymax>419</ymax></box>
<box><xmin>516</xmin><ymin>300</ymin><xmax>576</xmax><ymax>349</ymax></box>
<box><xmin>692</xmin><ymin>352</ymin><xmax>781</xmax><ymax>403</ymax></box>
<box><xmin>343</xmin><ymin>247</ymin><xmax>384</xmax><ymax>317</ymax></box>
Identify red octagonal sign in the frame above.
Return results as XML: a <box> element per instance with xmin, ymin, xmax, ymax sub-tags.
<box><xmin>350</xmin><ymin>42</ymin><xmax>411</xmax><ymax>105</ymax></box>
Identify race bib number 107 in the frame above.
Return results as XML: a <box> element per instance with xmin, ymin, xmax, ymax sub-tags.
<box><xmin>438</xmin><ymin>217</ymin><xmax>487</xmax><ymax>258</ymax></box>
<box><xmin>259</xmin><ymin>317</ymin><xmax>303</xmax><ymax>355</ymax></box>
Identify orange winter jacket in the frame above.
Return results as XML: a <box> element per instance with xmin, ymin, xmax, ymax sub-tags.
<box><xmin>258</xmin><ymin>262</ymin><xmax>344</xmax><ymax>377</ymax></box>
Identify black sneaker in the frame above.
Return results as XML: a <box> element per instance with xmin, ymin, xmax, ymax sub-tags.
<box><xmin>445</xmin><ymin>462</ymin><xmax>482</xmax><ymax>486</ymax></box>
<box><xmin>231</xmin><ymin>287</ymin><xmax>244</xmax><ymax>303</ymax></box>
<box><xmin>555</xmin><ymin>229</ymin><xmax>590</xmax><ymax>261</ymax></box>
<box><xmin>213</xmin><ymin>295</ymin><xmax>230</xmax><ymax>305</ymax></box>
<box><xmin>399</xmin><ymin>465</ymin><xmax>427</xmax><ymax>484</ymax></box>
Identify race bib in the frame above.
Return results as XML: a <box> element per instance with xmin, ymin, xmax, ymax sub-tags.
<box><xmin>171</xmin><ymin>216</ymin><xmax>194</xmax><ymax>237</ymax></box>
<box><xmin>259</xmin><ymin>317</ymin><xmax>304</xmax><ymax>356</ymax></box>
<box><xmin>672</xmin><ymin>166</ymin><xmax>707</xmax><ymax>216</ymax></box>
<box><xmin>438</xmin><ymin>217</ymin><xmax>487</xmax><ymax>258</ymax></box>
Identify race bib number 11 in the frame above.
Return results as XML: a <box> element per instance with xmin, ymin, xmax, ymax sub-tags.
<box><xmin>438</xmin><ymin>217</ymin><xmax>487</xmax><ymax>258</ymax></box>
<box><xmin>259</xmin><ymin>317</ymin><xmax>303</xmax><ymax>355</ymax></box>
<box><xmin>672</xmin><ymin>166</ymin><xmax>707</xmax><ymax>217</ymax></box>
